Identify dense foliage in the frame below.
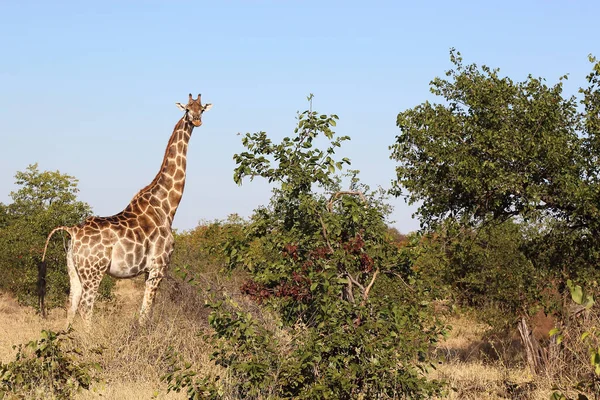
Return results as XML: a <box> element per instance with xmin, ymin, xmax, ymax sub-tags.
<box><xmin>171</xmin><ymin>215</ymin><xmax>246</xmax><ymax>282</ymax></box>
<box><xmin>411</xmin><ymin>219</ymin><xmax>548</xmax><ymax>328</ymax></box>
<box><xmin>390</xmin><ymin>50</ymin><xmax>600</xmax><ymax>317</ymax></box>
<box><xmin>390</xmin><ymin>50</ymin><xmax>598</xmax><ymax>229</ymax></box>
<box><xmin>228</xmin><ymin>99</ymin><xmax>445</xmax><ymax>398</ymax></box>
<box><xmin>0</xmin><ymin>164</ymin><xmax>100</xmax><ymax>309</ymax></box>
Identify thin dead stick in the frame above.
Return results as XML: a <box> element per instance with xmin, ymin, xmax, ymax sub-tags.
<box><xmin>346</xmin><ymin>269</ymin><xmax>381</xmax><ymax>305</ymax></box>
<box><xmin>345</xmin><ymin>279</ymin><xmax>355</xmax><ymax>303</ymax></box>
<box><xmin>385</xmin><ymin>270</ymin><xmax>416</xmax><ymax>292</ymax></box>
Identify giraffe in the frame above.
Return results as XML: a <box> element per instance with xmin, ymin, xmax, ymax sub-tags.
<box><xmin>38</xmin><ymin>93</ymin><xmax>212</xmax><ymax>328</ymax></box>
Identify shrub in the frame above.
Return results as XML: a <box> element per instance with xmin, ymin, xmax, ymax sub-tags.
<box><xmin>0</xmin><ymin>329</ymin><xmax>101</xmax><ymax>399</ymax></box>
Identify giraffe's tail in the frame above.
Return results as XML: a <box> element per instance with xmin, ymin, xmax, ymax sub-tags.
<box><xmin>41</xmin><ymin>226</ymin><xmax>72</xmax><ymax>262</ymax></box>
<box><xmin>38</xmin><ymin>226</ymin><xmax>72</xmax><ymax>318</ymax></box>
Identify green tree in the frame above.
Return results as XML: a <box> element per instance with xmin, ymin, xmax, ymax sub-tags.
<box><xmin>390</xmin><ymin>50</ymin><xmax>600</xmax><ymax>279</ymax></box>
<box><xmin>0</xmin><ymin>163</ymin><xmax>93</xmax><ymax>308</ymax></box>
<box><xmin>208</xmin><ymin>98</ymin><xmax>444</xmax><ymax>398</ymax></box>
<box><xmin>390</xmin><ymin>49</ymin><xmax>593</xmax><ymax>229</ymax></box>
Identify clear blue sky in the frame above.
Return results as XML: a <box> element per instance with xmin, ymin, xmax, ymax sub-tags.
<box><xmin>1</xmin><ymin>1</ymin><xmax>598</xmax><ymax>233</ymax></box>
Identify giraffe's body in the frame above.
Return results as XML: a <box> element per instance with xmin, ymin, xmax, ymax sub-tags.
<box><xmin>40</xmin><ymin>94</ymin><xmax>212</xmax><ymax>327</ymax></box>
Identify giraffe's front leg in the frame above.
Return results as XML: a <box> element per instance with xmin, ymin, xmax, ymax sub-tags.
<box><xmin>139</xmin><ymin>235</ymin><xmax>173</xmax><ymax>324</ymax></box>
<box><xmin>139</xmin><ymin>266</ymin><xmax>166</xmax><ymax>323</ymax></box>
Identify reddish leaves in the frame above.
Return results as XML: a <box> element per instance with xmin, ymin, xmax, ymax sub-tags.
<box><xmin>241</xmin><ymin>235</ymin><xmax>375</xmax><ymax>303</ymax></box>
<box><xmin>282</xmin><ymin>244</ymin><xmax>299</xmax><ymax>260</ymax></box>
<box><xmin>240</xmin><ymin>270</ymin><xmax>312</xmax><ymax>304</ymax></box>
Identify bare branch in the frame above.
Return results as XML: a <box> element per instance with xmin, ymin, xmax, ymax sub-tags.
<box><xmin>360</xmin><ymin>268</ymin><xmax>380</xmax><ymax>307</ymax></box>
<box><xmin>346</xmin><ymin>272</ymin><xmax>365</xmax><ymax>292</ymax></box>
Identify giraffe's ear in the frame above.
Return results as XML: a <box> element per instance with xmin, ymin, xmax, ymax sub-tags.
<box><xmin>175</xmin><ymin>102</ymin><xmax>187</xmax><ymax>111</ymax></box>
<box><xmin>203</xmin><ymin>103</ymin><xmax>213</xmax><ymax>112</ymax></box>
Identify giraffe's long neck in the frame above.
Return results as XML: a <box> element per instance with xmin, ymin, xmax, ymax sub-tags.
<box><xmin>133</xmin><ymin>118</ymin><xmax>194</xmax><ymax>223</ymax></box>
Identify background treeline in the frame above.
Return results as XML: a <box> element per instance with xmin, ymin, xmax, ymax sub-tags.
<box><xmin>2</xmin><ymin>50</ymin><xmax>600</xmax><ymax>398</ymax></box>
<box><xmin>0</xmin><ymin>164</ymin><xmax>113</xmax><ymax>309</ymax></box>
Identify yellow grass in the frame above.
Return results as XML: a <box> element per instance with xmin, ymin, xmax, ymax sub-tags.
<box><xmin>430</xmin><ymin>315</ymin><xmax>557</xmax><ymax>400</ymax></box>
<box><xmin>431</xmin><ymin>360</ymin><xmax>554</xmax><ymax>400</ymax></box>
<box><xmin>0</xmin><ymin>278</ymin><xmax>214</xmax><ymax>399</ymax></box>
<box><xmin>0</xmin><ymin>292</ymin><xmax>64</xmax><ymax>363</ymax></box>
<box><xmin>78</xmin><ymin>381</ymin><xmax>183</xmax><ymax>400</ymax></box>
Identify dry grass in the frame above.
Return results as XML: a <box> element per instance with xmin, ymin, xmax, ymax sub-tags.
<box><xmin>431</xmin><ymin>315</ymin><xmax>556</xmax><ymax>400</ymax></box>
<box><xmin>0</xmin><ymin>277</ymin><xmax>218</xmax><ymax>399</ymax></box>
<box><xmin>431</xmin><ymin>360</ymin><xmax>553</xmax><ymax>400</ymax></box>
<box><xmin>77</xmin><ymin>381</ymin><xmax>179</xmax><ymax>400</ymax></box>
<box><xmin>0</xmin><ymin>292</ymin><xmax>64</xmax><ymax>363</ymax></box>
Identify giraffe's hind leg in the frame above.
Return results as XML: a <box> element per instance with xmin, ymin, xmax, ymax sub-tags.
<box><xmin>66</xmin><ymin>249</ymin><xmax>82</xmax><ymax>329</ymax></box>
<box><xmin>78</xmin><ymin>266</ymin><xmax>107</xmax><ymax>330</ymax></box>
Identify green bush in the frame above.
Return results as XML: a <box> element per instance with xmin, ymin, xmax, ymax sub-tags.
<box><xmin>413</xmin><ymin>219</ymin><xmax>543</xmax><ymax>328</ymax></box>
<box><xmin>0</xmin><ymin>329</ymin><xmax>101</xmax><ymax>399</ymax></box>
<box><xmin>549</xmin><ymin>281</ymin><xmax>600</xmax><ymax>399</ymax></box>
<box><xmin>172</xmin><ymin>215</ymin><xmax>247</xmax><ymax>278</ymax></box>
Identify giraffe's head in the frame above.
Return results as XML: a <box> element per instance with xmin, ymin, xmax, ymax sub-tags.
<box><xmin>176</xmin><ymin>94</ymin><xmax>213</xmax><ymax>127</ymax></box>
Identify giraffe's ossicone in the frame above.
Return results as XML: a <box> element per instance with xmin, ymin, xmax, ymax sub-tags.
<box><xmin>38</xmin><ymin>94</ymin><xmax>212</xmax><ymax>328</ymax></box>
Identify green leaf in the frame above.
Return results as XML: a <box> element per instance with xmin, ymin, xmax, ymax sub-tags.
<box><xmin>584</xmin><ymin>294</ymin><xmax>595</xmax><ymax>309</ymax></box>
<box><xmin>568</xmin><ymin>280</ymin><xmax>585</xmax><ymax>305</ymax></box>
<box><xmin>590</xmin><ymin>351</ymin><xmax>600</xmax><ymax>368</ymax></box>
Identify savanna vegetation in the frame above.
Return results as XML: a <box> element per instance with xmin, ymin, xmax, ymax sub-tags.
<box><xmin>2</xmin><ymin>50</ymin><xmax>600</xmax><ymax>399</ymax></box>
